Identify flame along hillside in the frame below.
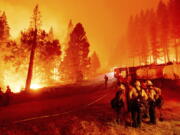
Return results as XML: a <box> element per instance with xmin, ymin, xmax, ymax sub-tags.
<box><xmin>0</xmin><ymin>5</ymin><xmax>101</xmax><ymax>93</ymax></box>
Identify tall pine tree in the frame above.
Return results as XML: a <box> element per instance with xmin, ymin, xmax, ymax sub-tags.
<box><xmin>60</xmin><ymin>23</ymin><xmax>90</xmax><ymax>82</ymax></box>
<box><xmin>0</xmin><ymin>12</ymin><xmax>10</xmax><ymax>42</ymax></box>
<box><xmin>25</xmin><ymin>5</ymin><xmax>41</xmax><ymax>91</ymax></box>
<box><xmin>149</xmin><ymin>9</ymin><xmax>161</xmax><ymax>64</ymax></box>
<box><xmin>89</xmin><ymin>51</ymin><xmax>100</xmax><ymax>77</ymax></box>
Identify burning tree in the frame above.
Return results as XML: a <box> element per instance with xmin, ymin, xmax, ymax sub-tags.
<box><xmin>0</xmin><ymin>11</ymin><xmax>12</xmax><ymax>91</ymax></box>
<box><xmin>0</xmin><ymin>5</ymin><xmax>61</xmax><ymax>92</ymax></box>
<box><xmin>136</xmin><ymin>10</ymin><xmax>150</xmax><ymax>65</ymax></box>
<box><xmin>157</xmin><ymin>0</ymin><xmax>170</xmax><ymax>63</ymax></box>
<box><xmin>61</xmin><ymin>20</ymin><xmax>74</xmax><ymax>61</ymax></box>
<box><xmin>169</xmin><ymin>0</ymin><xmax>180</xmax><ymax>62</ymax></box>
<box><xmin>21</xmin><ymin>29</ymin><xmax>61</xmax><ymax>83</ymax></box>
<box><xmin>127</xmin><ymin>16</ymin><xmax>136</xmax><ymax>66</ymax></box>
<box><xmin>88</xmin><ymin>51</ymin><xmax>101</xmax><ymax>77</ymax></box>
<box><xmin>127</xmin><ymin>14</ymin><xmax>149</xmax><ymax>65</ymax></box>
<box><xmin>60</xmin><ymin>23</ymin><xmax>90</xmax><ymax>82</ymax></box>
<box><xmin>0</xmin><ymin>11</ymin><xmax>10</xmax><ymax>58</ymax></box>
<box><xmin>0</xmin><ymin>12</ymin><xmax>9</xmax><ymax>42</ymax></box>
<box><xmin>126</xmin><ymin>0</ymin><xmax>180</xmax><ymax>65</ymax></box>
<box><xmin>25</xmin><ymin>5</ymin><xmax>41</xmax><ymax>91</ymax></box>
<box><xmin>149</xmin><ymin>9</ymin><xmax>161</xmax><ymax>64</ymax></box>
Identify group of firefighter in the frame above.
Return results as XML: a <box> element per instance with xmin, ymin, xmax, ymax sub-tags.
<box><xmin>106</xmin><ymin>75</ymin><xmax>164</xmax><ymax>128</ymax></box>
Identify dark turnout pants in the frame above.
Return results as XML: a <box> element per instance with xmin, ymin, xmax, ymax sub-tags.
<box><xmin>149</xmin><ymin>101</ymin><xmax>156</xmax><ymax>124</ymax></box>
<box><xmin>131</xmin><ymin>100</ymin><xmax>142</xmax><ymax>128</ymax></box>
<box><xmin>131</xmin><ymin>109</ymin><xmax>142</xmax><ymax>128</ymax></box>
<box><xmin>115</xmin><ymin>108</ymin><xmax>123</xmax><ymax>124</ymax></box>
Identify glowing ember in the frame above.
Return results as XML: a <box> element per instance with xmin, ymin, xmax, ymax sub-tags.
<box><xmin>30</xmin><ymin>84</ymin><xmax>42</xmax><ymax>90</ymax></box>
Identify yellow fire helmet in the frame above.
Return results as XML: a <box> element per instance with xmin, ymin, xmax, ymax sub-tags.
<box><xmin>119</xmin><ymin>84</ymin><xmax>126</xmax><ymax>90</ymax></box>
<box><xmin>146</xmin><ymin>80</ymin><xmax>153</xmax><ymax>86</ymax></box>
<box><xmin>135</xmin><ymin>80</ymin><xmax>141</xmax><ymax>87</ymax></box>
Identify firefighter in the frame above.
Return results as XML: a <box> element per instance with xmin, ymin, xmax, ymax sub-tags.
<box><xmin>119</xmin><ymin>83</ymin><xmax>128</xmax><ymax>112</ymax></box>
<box><xmin>111</xmin><ymin>90</ymin><xmax>125</xmax><ymax>124</ymax></box>
<box><xmin>6</xmin><ymin>85</ymin><xmax>11</xmax><ymax>93</ymax></box>
<box><xmin>141</xmin><ymin>81</ymin><xmax>150</xmax><ymax>119</ymax></box>
<box><xmin>146</xmin><ymin>80</ymin><xmax>157</xmax><ymax>124</ymax></box>
<box><xmin>104</xmin><ymin>75</ymin><xmax>108</xmax><ymax>88</ymax></box>
<box><xmin>0</xmin><ymin>87</ymin><xmax>3</xmax><ymax>96</ymax></box>
<box><xmin>147</xmin><ymin>80</ymin><xmax>164</xmax><ymax>121</ymax></box>
<box><xmin>118</xmin><ymin>83</ymin><xmax>126</xmax><ymax>95</ymax></box>
<box><xmin>0</xmin><ymin>87</ymin><xmax>3</xmax><ymax>105</ymax></box>
<box><xmin>126</xmin><ymin>84</ymin><xmax>132</xmax><ymax>113</ymax></box>
<box><xmin>4</xmin><ymin>85</ymin><xmax>12</xmax><ymax>105</ymax></box>
<box><xmin>154</xmin><ymin>87</ymin><xmax>164</xmax><ymax>121</ymax></box>
<box><xmin>129</xmin><ymin>80</ymin><xmax>147</xmax><ymax>128</ymax></box>
<box><xmin>129</xmin><ymin>83</ymin><xmax>139</xmax><ymax>127</ymax></box>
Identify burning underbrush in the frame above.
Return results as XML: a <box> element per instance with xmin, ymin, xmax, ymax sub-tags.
<box><xmin>0</xmin><ymin>50</ymin><xmax>61</xmax><ymax>94</ymax></box>
<box><xmin>0</xmin><ymin>64</ymin><xmax>58</xmax><ymax>93</ymax></box>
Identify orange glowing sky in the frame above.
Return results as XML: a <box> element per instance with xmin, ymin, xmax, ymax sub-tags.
<box><xmin>0</xmin><ymin>0</ymin><xmax>166</xmax><ymax>67</ymax></box>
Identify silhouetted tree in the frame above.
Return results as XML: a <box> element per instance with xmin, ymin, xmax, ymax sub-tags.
<box><xmin>157</xmin><ymin>0</ymin><xmax>170</xmax><ymax>63</ymax></box>
<box><xmin>0</xmin><ymin>12</ymin><xmax>10</xmax><ymax>42</ymax></box>
<box><xmin>127</xmin><ymin>15</ymin><xmax>144</xmax><ymax>65</ymax></box>
<box><xmin>21</xmin><ymin>28</ymin><xmax>61</xmax><ymax>83</ymax></box>
<box><xmin>89</xmin><ymin>51</ymin><xmax>101</xmax><ymax>77</ymax></box>
<box><xmin>25</xmin><ymin>5</ymin><xmax>41</xmax><ymax>91</ymax></box>
<box><xmin>0</xmin><ymin>11</ymin><xmax>10</xmax><ymax>57</ymax></box>
<box><xmin>126</xmin><ymin>0</ymin><xmax>180</xmax><ymax>65</ymax></box>
<box><xmin>36</xmin><ymin>29</ymin><xmax>61</xmax><ymax>82</ymax></box>
<box><xmin>62</xmin><ymin>20</ymin><xmax>74</xmax><ymax>61</ymax></box>
<box><xmin>60</xmin><ymin>23</ymin><xmax>90</xmax><ymax>82</ymax></box>
<box><xmin>149</xmin><ymin>9</ymin><xmax>161</xmax><ymax>64</ymax></box>
<box><xmin>139</xmin><ymin>10</ymin><xmax>149</xmax><ymax>65</ymax></box>
<box><xmin>127</xmin><ymin>16</ymin><xmax>136</xmax><ymax>65</ymax></box>
<box><xmin>168</xmin><ymin>0</ymin><xmax>180</xmax><ymax>62</ymax></box>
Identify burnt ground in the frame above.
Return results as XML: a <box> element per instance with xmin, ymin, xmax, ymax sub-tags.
<box><xmin>0</xmin><ymin>78</ymin><xmax>179</xmax><ymax>135</ymax></box>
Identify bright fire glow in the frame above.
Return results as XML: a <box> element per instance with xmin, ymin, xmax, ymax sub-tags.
<box><xmin>157</xmin><ymin>58</ymin><xmax>164</xmax><ymax>64</ymax></box>
<box><xmin>1</xmin><ymin>64</ymin><xmax>60</xmax><ymax>93</ymax></box>
<box><xmin>106</xmin><ymin>72</ymin><xmax>114</xmax><ymax>79</ymax></box>
<box><xmin>2</xmin><ymin>70</ymin><xmax>46</xmax><ymax>93</ymax></box>
<box><xmin>30</xmin><ymin>84</ymin><xmax>42</xmax><ymax>90</ymax></box>
<box><xmin>3</xmin><ymin>70</ymin><xmax>25</xmax><ymax>93</ymax></box>
<box><xmin>11</xmin><ymin>86</ymin><xmax>22</xmax><ymax>93</ymax></box>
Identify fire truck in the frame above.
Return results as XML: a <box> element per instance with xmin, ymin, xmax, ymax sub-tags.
<box><xmin>113</xmin><ymin>62</ymin><xmax>174</xmax><ymax>82</ymax></box>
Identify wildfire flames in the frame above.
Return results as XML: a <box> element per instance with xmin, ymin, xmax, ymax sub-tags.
<box><xmin>30</xmin><ymin>84</ymin><xmax>42</xmax><ymax>90</ymax></box>
<box><xmin>2</xmin><ymin>69</ymin><xmax>58</xmax><ymax>93</ymax></box>
<box><xmin>3</xmin><ymin>78</ymin><xmax>44</xmax><ymax>93</ymax></box>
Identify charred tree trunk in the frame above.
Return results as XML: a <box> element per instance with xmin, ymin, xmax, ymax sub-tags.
<box><xmin>174</xmin><ymin>39</ymin><xmax>178</xmax><ymax>63</ymax></box>
<box><xmin>161</xmin><ymin>41</ymin><xmax>167</xmax><ymax>64</ymax></box>
<box><xmin>25</xmin><ymin>29</ymin><xmax>37</xmax><ymax>91</ymax></box>
<box><xmin>165</xmin><ymin>41</ymin><xmax>170</xmax><ymax>63</ymax></box>
<box><xmin>149</xmin><ymin>56</ymin><xmax>152</xmax><ymax>64</ymax></box>
<box><xmin>153</xmin><ymin>55</ymin><xmax>157</xmax><ymax>64</ymax></box>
